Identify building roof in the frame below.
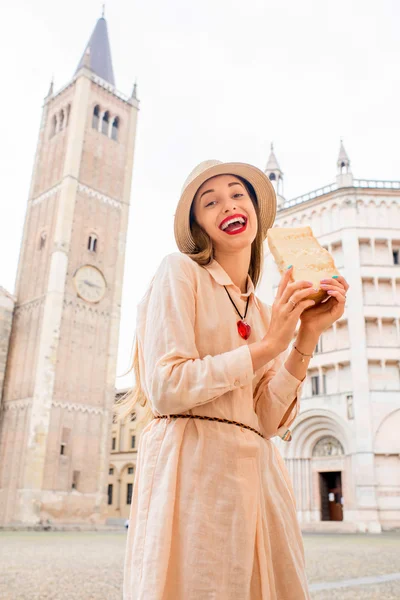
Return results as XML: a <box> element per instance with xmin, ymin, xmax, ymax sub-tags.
<box><xmin>75</xmin><ymin>17</ymin><xmax>115</xmax><ymax>86</ymax></box>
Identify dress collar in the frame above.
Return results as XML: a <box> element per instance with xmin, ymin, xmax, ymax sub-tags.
<box><xmin>203</xmin><ymin>259</ymin><xmax>260</xmax><ymax>309</ymax></box>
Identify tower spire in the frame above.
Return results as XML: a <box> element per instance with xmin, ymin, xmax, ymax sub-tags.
<box><xmin>130</xmin><ymin>80</ymin><xmax>138</xmax><ymax>101</ymax></box>
<box><xmin>75</xmin><ymin>15</ymin><xmax>115</xmax><ymax>85</ymax></box>
<box><xmin>46</xmin><ymin>76</ymin><xmax>54</xmax><ymax>98</ymax></box>
<box><xmin>336</xmin><ymin>139</ymin><xmax>353</xmax><ymax>188</ymax></box>
<box><xmin>265</xmin><ymin>143</ymin><xmax>284</xmax><ymax>206</ymax></box>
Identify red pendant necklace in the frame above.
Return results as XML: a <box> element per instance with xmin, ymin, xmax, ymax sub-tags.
<box><xmin>223</xmin><ymin>286</ymin><xmax>251</xmax><ymax>340</ymax></box>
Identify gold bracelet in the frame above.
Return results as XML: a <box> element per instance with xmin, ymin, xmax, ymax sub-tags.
<box><xmin>293</xmin><ymin>345</ymin><xmax>314</xmax><ymax>363</ymax></box>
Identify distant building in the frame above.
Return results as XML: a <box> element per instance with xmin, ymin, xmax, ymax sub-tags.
<box><xmin>259</xmin><ymin>142</ymin><xmax>400</xmax><ymax>532</ymax></box>
<box><xmin>107</xmin><ymin>392</ymin><xmax>146</xmax><ymax>523</ymax></box>
<box><xmin>0</xmin><ymin>14</ymin><xmax>139</xmax><ymax>525</ymax></box>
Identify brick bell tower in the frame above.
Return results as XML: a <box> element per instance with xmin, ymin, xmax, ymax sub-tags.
<box><xmin>0</xmin><ymin>14</ymin><xmax>139</xmax><ymax>525</ymax></box>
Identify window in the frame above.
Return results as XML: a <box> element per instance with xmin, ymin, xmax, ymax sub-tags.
<box><xmin>65</xmin><ymin>104</ymin><xmax>71</xmax><ymax>127</ymax></box>
<box><xmin>72</xmin><ymin>470</ymin><xmax>80</xmax><ymax>490</ymax></box>
<box><xmin>131</xmin><ymin>435</ymin><xmax>136</xmax><ymax>449</ymax></box>
<box><xmin>51</xmin><ymin>114</ymin><xmax>57</xmax><ymax>137</ymax></box>
<box><xmin>315</xmin><ymin>337</ymin><xmax>323</xmax><ymax>354</ymax></box>
<box><xmin>127</xmin><ymin>483</ymin><xmax>133</xmax><ymax>504</ymax></box>
<box><xmin>111</xmin><ymin>116</ymin><xmax>119</xmax><ymax>141</ymax></box>
<box><xmin>130</xmin><ymin>412</ymin><xmax>137</xmax><ymax>422</ymax></box>
<box><xmin>311</xmin><ymin>376</ymin><xmax>320</xmax><ymax>396</ymax></box>
<box><xmin>108</xmin><ymin>484</ymin><xmax>113</xmax><ymax>505</ymax></box>
<box><xmin>269</xmin><ymin>173</ymin><xmax>276</xmax><ymax>181</ymax></box>
<box><xmin>128</xmin><ymin>467</ymin><xmax>134</xmax><ymax>475</ymax></box>
<box><xmin>39</xmin><ymin>231</ymin><xmax>47</xmax><ymax>250</ymax></box>
<box><xmin>112</xmin><ymin>437</ymin><xmax>116</xmax><ymax>450</ymax></box>
<box><xmin>109</xmin><ymin>467</ymin><xmax>114</xmax><ymax>475</ymax></box>
<box><xmin>60</xmin><ymin>427</ymin><xmax>70</xmax><ymax>455</ymax></box>
<box><xmin>112</xmin><ymin>413</ymin><xmax>117</xmax><ymax>424</ymax></box>
<box><xmin>102</xmin><ymin>111</ymin><xmax>110</xmax><ymax>135</ymax></box>
<box><xmin>92</xmin><ymin>105</ymin><xmax>100</xmax><ymax>130</ymax></box>
<box><xmin>87</xmin><ymin>235</ymin><xmax>97</xmax><ymax>252</ymax></box>
<box><xmin>59</xmin><ymin>109</ymin><xmax>64</xmax><ymax>130</ymax></box>
<box><xmin>394</xmin><ymin>250</ymin><xmax>399</xmax><ymax>265</ymax></box>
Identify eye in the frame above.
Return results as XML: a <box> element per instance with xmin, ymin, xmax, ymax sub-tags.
<box><xmin>233</xmin><ymin>193</ymin><xmax>244</xmax><ymax>199</ymax></box>
<box><xmin>205</xmin><ymin>200</ymin><xmax>216</xmax><ymax>207</ymax></box>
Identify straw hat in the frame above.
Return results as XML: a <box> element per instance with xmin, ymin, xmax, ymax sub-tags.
<box><xmin>174</xmin><ymin>160</ymin><xmax>277</xmax><ymax>253</ymax></box>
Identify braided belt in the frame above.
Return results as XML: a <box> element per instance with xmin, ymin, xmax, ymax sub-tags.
<box><xmin>153</xmin><ymin>414</ymin><xmax>264</xmax><ymax>440</ymax></box>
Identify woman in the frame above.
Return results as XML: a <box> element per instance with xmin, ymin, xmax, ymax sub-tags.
<box><xmin>120</xmin><ymin>159</ymin><xmax>349</xmax><ymax>599</ymax></box>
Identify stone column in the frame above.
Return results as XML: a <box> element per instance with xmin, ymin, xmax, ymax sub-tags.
<box><xmin>342</xmin><ymin>229</ymin><xmax>381</xmax><ymax>533</ymax></box>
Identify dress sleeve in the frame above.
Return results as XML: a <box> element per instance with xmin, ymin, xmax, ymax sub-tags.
<box><xmin>137</xmin><ymin>254</ymin><xmax>254</xmax><ymax>415</ymax></box>
<box><xmin>253</xmin><ymin>346</ymin><xmax>305</xmax><ymax>441</ymax></box>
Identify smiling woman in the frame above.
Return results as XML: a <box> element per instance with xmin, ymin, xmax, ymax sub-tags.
<box><xmin>189</xmin><ymin>173</ymin><xmax>265</xmax><ymax>287</ymax></box>
<box><xmin>117</xmin><ymin>159</ymin><xmax>346</xmax><ymax>600</ymax></box>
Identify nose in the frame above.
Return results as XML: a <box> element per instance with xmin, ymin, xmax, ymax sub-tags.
<box><xmin>223</xmin><ymin>202</ymin><xmax>237</xmax><ymax>213</ymax></box>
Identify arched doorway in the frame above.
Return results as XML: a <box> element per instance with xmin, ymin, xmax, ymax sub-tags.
<box><xmin>276</xmin><ymin>409</ymin><xmax>352</xmax><ymax>526</ymax></box>
<box><xmin>313</xmin><ymin>436</ymin><xmax>345</xmax><ymax>521</ymax></box>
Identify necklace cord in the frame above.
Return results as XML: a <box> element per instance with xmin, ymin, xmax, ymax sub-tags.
<box><xmin>223</xmin><ymin>286</ymin><xmax>250</xmax><ymax>320</ymax></box>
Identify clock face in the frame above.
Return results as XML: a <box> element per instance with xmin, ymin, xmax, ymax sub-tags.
<box><xmin>73</xmin><ymin>265</ymin><xmax>106</xmax><ymax>303</ymax></box>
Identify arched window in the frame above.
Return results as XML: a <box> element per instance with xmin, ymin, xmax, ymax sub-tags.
<box><xmin>51</xmin><ymin>115</ymin><xmax>57</xmax><ymax>137</ymax></box>
<box><xmin>111</xmin><ymin>116</ymin><xmax>119</xmax><ymax>141</ymax></box>
<box><xmin>59</xmin><ymin>109</ymin><xmax>64</xmax><ymax>130</ymax></box>
<box><xmin>102</xmin><ymin>111</ymin><xmax>110</xmax><ymax>135</ymax></box>
<box><xmin>65</xmin><ymin>104</ymin><xmax>71</xmax><ymax>127</ymax></box>
<box><xmin>88</xmin><ymin>234</ymin><xmax>98</xmax><ymax>252</ymax></box>
<box><xmin>92</xmin><ymin>105</ymin><xmax>100</xmax><ymax>130</ymax></box>
<box><xmin>39</xmin><ymin>231</ymin><xmax>47</xmax><ymax>250</ymax></box>
<box><xmin>269</xmin><ymin>173</ymin><xmax>276</xmax><ymax>181</ymax></box>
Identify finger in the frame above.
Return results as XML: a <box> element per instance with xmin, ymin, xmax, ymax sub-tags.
<box><xmin>321</xmin><ymin>276</ymin><xmax>349</xmax><ymax>292</ymax></box>
<box><xmin>280</xmin><ymin>279</ymin><xmax>314</xmax><ymax>305</ymax></box>
<box><xmin>276</xmin><ymin>266</ymin><xmax>293</xmax><ymax>300</ymax></box>
<box><xmin>320</xmin><ymin>282</ymin><xmax>345</xmax><ymax>294</ymax></box>
<box><xmin>326</xmin><ymin>290</ymin><xmax>346</xmax><ymax>303</ymax></box>
<box><xmin>287</xmin><ymin>287</ymin><xmax>318</xmax><ymax>307</ymax></box>
<box><xmin>294</xmin><ymin>298</ymin><xmax>316</xmax><ymax>315</ymax></box>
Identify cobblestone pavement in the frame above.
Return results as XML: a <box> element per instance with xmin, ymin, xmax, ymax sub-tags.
<box><xmin>0</xmin><ymin>530</ymin><xmax>399</xmax><ymax>599</ymax></box>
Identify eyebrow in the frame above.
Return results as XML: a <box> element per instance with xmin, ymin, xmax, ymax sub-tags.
<box><xmin>199</xmin><ymin>181</ymin><xmax>243</xmax><ymax>201</ymax></box>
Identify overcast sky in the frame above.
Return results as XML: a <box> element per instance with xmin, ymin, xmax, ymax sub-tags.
<box><xmin>1</xmin><ymin>0</ymin><xmax>399</xmax><ymax>389</ymax></box>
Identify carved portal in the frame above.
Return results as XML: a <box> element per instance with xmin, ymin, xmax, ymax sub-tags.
<box><xmin>312</xmin><ymin>436</ymin><xmax>345</xmax><ymax>457</ymax></box>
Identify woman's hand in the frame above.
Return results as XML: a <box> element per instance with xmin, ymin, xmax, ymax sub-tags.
<box><xmin>263</xmin><ymin>266</ymin><xmax>316</xmax><ymax>357</ymax></box>
<box><xmin>299</xmin><ymin>275</ymin><xmax>349</xmax><ymax>335</ymax></box>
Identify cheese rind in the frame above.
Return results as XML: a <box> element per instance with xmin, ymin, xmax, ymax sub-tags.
<box><xmin>267</xmin><ymin>226</ymin><xmax>340</xmax><ymax>304</ymax></box>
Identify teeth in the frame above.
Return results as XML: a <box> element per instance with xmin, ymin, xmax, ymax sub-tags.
<box><xmin>221</xmin><ymin>216</ymin><xmax>246</xmax><ymax>231</ymax></box>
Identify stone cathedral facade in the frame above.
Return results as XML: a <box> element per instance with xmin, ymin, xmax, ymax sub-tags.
<box><xmin>260</xmin><ymin>143</ymin><xmax>400</xmax><ymax>532</ymax></box>
<box><xmin>0</xmin><ymin>16</ymin><xmax>139</xmax><ymax>525</ymax></box>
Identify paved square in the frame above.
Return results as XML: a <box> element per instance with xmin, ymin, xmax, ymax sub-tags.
<box><xmin>0</xmin><ymin>530</ymin><xmax>399</xmax><ymax>599</ymax></box>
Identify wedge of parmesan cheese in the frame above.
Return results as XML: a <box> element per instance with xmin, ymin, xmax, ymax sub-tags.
<box><xmin>267</xmin><ymin>226</ymin><xmax>340</xmax><ymax>304</ymax></box>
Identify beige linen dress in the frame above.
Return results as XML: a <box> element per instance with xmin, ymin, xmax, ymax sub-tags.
<box><xmin>123</xmin><ymin>252</ymin><xmax>310</xmax><ymax>600</ymax></box>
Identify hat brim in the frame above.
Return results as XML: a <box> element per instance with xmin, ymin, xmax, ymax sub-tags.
<box><xmin>174</xmin><ymin>162</ymin><xmax>277</xmax><ymax>254</ymax></box>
